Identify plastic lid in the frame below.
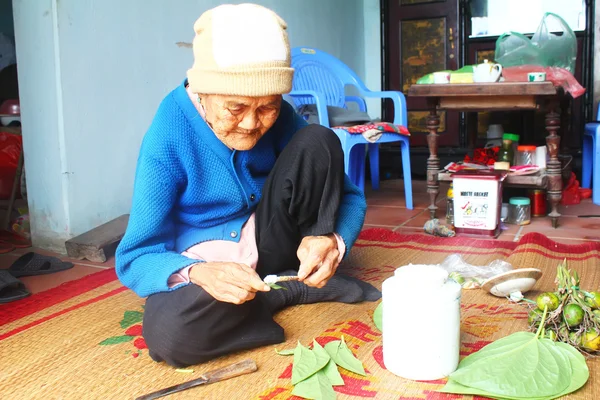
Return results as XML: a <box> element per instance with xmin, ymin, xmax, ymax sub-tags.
<box><xmin>509</xmin><ymin>197</ymin><xmax>531</xmax><ymax>206</ymax></box>
<box><xmin>503</xmin><ymin>133</ymin><xmax>520</xmax><ymax>142</ymax></box>
<box><xmin>517</xmin><ymin>145</ymin><xmax>537</xmax><ymax>151</ymax></box>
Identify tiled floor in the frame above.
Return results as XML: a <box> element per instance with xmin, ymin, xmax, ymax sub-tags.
<box><xmin>364</xmin><ymin>179</ymin><xmax>600</xmax><ymax>244</ymax></box>
<box><xmin>2</xmin><ymin>178</ymin><xmax>599</xmax><ymax>296</ymax></box>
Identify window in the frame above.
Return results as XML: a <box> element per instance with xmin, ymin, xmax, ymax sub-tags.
<box><xmin>470</xmin><ymin>0</ymin><xmax>586</xmax><ymax>38</ymax></box>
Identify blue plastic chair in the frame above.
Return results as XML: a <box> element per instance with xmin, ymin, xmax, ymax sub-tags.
<box><xmin>289</xmin><ymin>47</ymin><xmax>413</xmax><ymax>209</ymax></box>
<box><xmin>582</xmin><ymin>103</ymin><xmax>600</xmax><ymax>205</ymax></box>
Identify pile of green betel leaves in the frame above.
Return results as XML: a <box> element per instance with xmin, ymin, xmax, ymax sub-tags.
<box><xmin>441</xmin><ymin>307</ymin><xmax>589</xmax><ymax>399</ymax></box>
<box><xmin>440</xmin><ymin>260</ymin><xmax>591</xmax><ymax>399</ymax></box>
<box><xmin>276</xmin><ymin>337</ymin><xmax>366</xmax><ymax>400</ymax></box>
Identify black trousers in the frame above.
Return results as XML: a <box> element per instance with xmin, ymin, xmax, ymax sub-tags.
<box><xmin>142</xmin><ymin>125</ymin><xmax>345</xmax><ymax>367</ymax></box>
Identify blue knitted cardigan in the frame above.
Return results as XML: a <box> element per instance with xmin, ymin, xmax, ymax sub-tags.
<box><xmin>116</xmin><ymin>80</ymin><xmax>367</xmax><ymax>297</ymax></box>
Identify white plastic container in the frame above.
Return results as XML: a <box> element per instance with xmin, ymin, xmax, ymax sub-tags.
<box><xmin>382</xmin><ymin>264</ymin><xmax>462</xmax><ymax>381</ymax></box>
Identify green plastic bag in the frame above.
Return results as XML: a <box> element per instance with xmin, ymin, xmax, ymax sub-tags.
<box><xmin>495</xmin><ymin>13</ymin><xmax>577</xmax><ymax>72</ymax></box>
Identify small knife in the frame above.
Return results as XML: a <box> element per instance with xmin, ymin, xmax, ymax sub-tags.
<box><xmin>134</xmin><ymin>359</ymin><xmax>258</xmax><ymax>400</ymax></box>
<box><xmin>263</xmin><ymin>274</ymin><xmax>300</xmax><ymax>284</ymax></box>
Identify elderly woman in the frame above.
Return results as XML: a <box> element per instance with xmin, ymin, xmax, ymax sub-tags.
<box><xmin>116</xmin><ymin>3</ymin><xmax>378</xmax><ymax>368</ymax></box>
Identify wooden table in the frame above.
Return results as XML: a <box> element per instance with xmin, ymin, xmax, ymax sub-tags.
<box><xmin>408</xmin><ymin>82</ymin><xmax>565</xmax><ymax>228</ymax></box>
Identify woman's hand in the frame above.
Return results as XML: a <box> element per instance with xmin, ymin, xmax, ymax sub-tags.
<box><xmin>297</xmin><ymin>234</ymin><xmax>340</xmax><ymax>288</ymax></box>
<box><xmin>189</xmin><ymin>262</ymin><xmax>270</xmax><ymax>304</ymax></box>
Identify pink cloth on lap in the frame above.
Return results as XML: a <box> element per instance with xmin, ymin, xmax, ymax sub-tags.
<box><xmin>168</xmin><ymin>213</ymin><xmax>346</xmax><ymax>287</ymax></box>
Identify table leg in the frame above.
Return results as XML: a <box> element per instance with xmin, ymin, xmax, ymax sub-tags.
<box><xmin>545</xmin><ymin>105</ymin><xmax>562</xmax><ymax>228</ymax></box>
<box><xmin>466</xmin><ymin>112</ymin><xmax>478</xmax><ymax>157</ymax></box>
<box><xmin>426</xmin><ymin>107</ymin><xmax>441</xmax><ymax>219</ymax></box>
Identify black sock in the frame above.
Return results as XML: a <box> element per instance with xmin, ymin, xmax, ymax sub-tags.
<box><xmin>258</xmin><ymin>270</ymin><xmax>381</xmax><ymax>313</ymax></box>
<box><xmin>336</xmin><ymin>273</ymin><xmax>382</xmax><ymax>302</ymax></box>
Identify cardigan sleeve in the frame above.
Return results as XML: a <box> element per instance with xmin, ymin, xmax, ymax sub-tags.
<box><xmin>334</xmin><ymin>175</ymin><xmax>367</xmax><ymax>257</ymax></box>
<box><xmin>116</xmin><ymin>154</ymin><xmax>198</xmax><ymax>297</ymax></box>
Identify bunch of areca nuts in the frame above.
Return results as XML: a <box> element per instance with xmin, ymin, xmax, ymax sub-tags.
<box><xmin>527</xmin><ymin>260</ymin><xmax>600</xmax><ymax>353</ymax></box>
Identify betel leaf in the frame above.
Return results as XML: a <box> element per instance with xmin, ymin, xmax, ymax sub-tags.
<box><xmin>552</xmin><ymin>341</ymin><xmax>589</xmax><ymax>395</ymax></box>
<box><xmin>268</xmin><ymin>283</ymin><xmax>287</xmax><ymax>290</ymax></box>
<box><xmin>442</xmin><ymin>342</ymin><xmax>588</xmax><ymax>400</ymax></box>
<box><xmin>291</xmin><ymin>341</ymin><xmax>330</xmax><ymax>385</ymax></box>
<box><xmin>450</xmin><ymin>333</ymin><xmax>571</xmax><ymax>398</ymax></box>
<box><xmin>119</xmin><ymin>310</ymin><xmax>144</xmax><ymax>329</ymax></box>
<box><xmin>275</xmin><ymin>348</ymin><xmax>295</xmax><ymax>356</ymax></box>
<box><xmin>291</xmin><ymin>369</ymin><xmax>336</xmax><ymax>400</ymax></box>
<box><xmin>322</xmin><ymin>359</ymin><xmax>344</xmax><ymax>386</ymax></box>
<box><xmin>373</xmin><ymin>302</ymin><xmax>382</xmax><ymax>332</ymax></box>
<box><xmin>324</xmin><ymin>336</ymin><xmax>366</xmax><ymax>376</ymax></box>
<box><xmin>312</xmin><ymin>341</ymin><xmax>343</xmax><ymax>386</ymax></box>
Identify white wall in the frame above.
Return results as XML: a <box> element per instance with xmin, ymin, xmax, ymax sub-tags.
<box><xmin>363</xmin><ymin>0</ymin><xmax>382</xmax><ymax>119</ymax></box>
<box><xmin>13</xmin><ymin>0</ymin><xmax>372</xmax><ymax>251</ymax></box>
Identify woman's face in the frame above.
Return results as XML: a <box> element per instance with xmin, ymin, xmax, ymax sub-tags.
<box><xmin>201</xmin><ymin>94</ymin><xmax>282</xmax><ymax>150</ymax></box>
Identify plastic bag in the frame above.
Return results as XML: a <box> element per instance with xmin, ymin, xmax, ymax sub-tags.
<box><xmin>0</xmin><ymin>132</ymin><xmax>22</xmax><ymax>199</ymax></box>
<box><xmin>437</xmin><ymin>254</ymin><xmax>513</xmax><ymax>289</ymax></box>
<box><xmin>501</xmin><ymin>65</ymin><xmax>585</xmax><ymax>98</ymax></box>
<box><xmin>532</xmin><ymin>13</ymin><xmax>578</xmax><ymax>73</ymax></box>
<box><xmin>0</xmin><ymin>132</ymin><xmax>21</xmax><ymax>169</ymax></box>
<box><xmin>495</xmin><ymin>13</ymin><xmax>577</xmax><ymax>72</ymax></box>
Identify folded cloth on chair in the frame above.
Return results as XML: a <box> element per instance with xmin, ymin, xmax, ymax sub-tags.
<box><xmin>333</xmin><ymin>122</ymin><xmax>410</xmax><ymax>143</ymax></box>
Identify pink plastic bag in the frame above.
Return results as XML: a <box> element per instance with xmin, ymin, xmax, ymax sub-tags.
<box><xmin>502</xmin><ymin>65</ymin><xmax>586</xmax><ymax>98</ymax></box>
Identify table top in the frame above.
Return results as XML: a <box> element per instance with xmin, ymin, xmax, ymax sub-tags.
<box><xmin>439</xmin><ymin>170</ymin><xmax>548</xmax><ymax>189</ymax></box>
<box><xmin>408</xmin><ymin>82</ymin><xmax>557</xmax><ymax>97</ymax></box>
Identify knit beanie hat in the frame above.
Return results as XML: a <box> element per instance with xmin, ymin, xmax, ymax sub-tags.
<box><xmin>187</xmin><ymin>3</ymin><xmax>294</xmax><ymax>96</ymax></box>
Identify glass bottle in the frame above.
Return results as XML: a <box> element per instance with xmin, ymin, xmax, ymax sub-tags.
<box><xmin>446</xmin><ymin>183</ymin><xmax>454</xmax><ymax>225</ymax></box>
<box><xmin>498</xmin><ymin>139</ymin><xmax>514</xmax><ymax>165</ymax></box>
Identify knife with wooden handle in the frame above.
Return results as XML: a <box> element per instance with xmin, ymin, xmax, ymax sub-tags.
<box><xmin>134</xmin><ymin>359</ymin><xmax>258</xmax><ymax>400</ymax></box>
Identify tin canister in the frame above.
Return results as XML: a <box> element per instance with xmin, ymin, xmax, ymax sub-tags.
<box><xmin>528</xmin><ymin>189</ymin><xmax>547</xmax><ymax>217</ymax></box>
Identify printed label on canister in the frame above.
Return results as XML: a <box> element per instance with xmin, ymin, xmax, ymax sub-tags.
<box><xmin>453</xmin><ymin>178</ymin><xmax>500</xmax><ymax>230</ymax></box>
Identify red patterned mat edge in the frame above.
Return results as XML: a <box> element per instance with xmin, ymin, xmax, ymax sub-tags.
<box><xmin>2</xmin><ymin>229</ymin><xmax>597</xmax><ymax>327</ymax></box>
<box><xmin>357</xmin><ymin>228</ymin><xmax>517</xmax><ymax>250</ymax></box>
<box><xmin>0</xmin><ymin>268</ymin><xmax>118</xmax><ymax>326</ymax></box>
<box><xmin>358</xmin><ymin>228</ymin><xmax>600</xmax><ymax>255</ymax></box>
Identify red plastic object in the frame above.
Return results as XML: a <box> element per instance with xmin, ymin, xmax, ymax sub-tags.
<box><xmin>579</xmin><ymin>188</ymin><xmax>592</xmax><ymax>199</ymax></box>
<box><xmin>463</xmin><ymin>147</ymin><xmax>499</xmax><ymax>166</ymax></box>
<box><xmin>0</xmin><ymin>132</ymin><xmax>22</xmax><ymax>199</ymax></box>
<box><xmin>0</xmin><ymin>100</ymin><xmax>20</xmax><ymax>116</ymax></box>
<box><xmin>529</xmin><ymin>189</ymin><xmax>547</xmax><ymax>217</ymax></box>
<box><xmin>561</xmin><ymin>172</ymin><xmax>581</xmax><ymax>205</ymax></box>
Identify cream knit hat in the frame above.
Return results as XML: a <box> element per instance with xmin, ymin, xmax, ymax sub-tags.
<box><xmin>187</xmin><ymin>3</ymin><xmax>294</xmax><ymax>96</ymax></box>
